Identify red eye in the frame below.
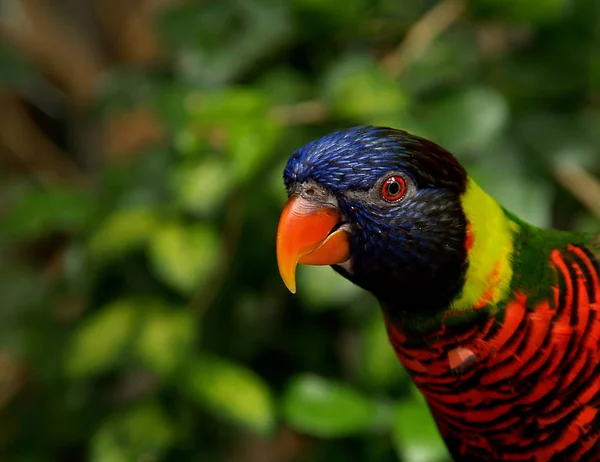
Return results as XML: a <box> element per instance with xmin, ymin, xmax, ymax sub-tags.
<box><xmin>381</xmin><ymin>175</ymin><xmax>406</xmax><ymax>201</ymax></box>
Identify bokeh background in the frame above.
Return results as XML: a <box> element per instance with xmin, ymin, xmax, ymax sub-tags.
<box><xmin>1</xmin><ymin>0</ymin><xmax>599</xmax><ymax>461</ymax></box>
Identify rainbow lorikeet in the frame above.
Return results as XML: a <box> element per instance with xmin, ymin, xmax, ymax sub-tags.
<box><xmin>276</xmin><ymin>126</ymin><xmax>600</xmax><ymax>461</ymax></box>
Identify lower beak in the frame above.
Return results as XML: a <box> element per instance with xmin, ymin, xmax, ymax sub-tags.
<box><xmin>276</xmin><ymin>195</ymin><xmax>351</xmax><ymax>293</ymax></box>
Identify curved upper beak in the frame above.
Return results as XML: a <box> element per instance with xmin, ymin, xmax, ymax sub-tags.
<box><xmin>276</xmin><ymin>194</ymin><xmax>351</xmax><ymax>293</ymax></box>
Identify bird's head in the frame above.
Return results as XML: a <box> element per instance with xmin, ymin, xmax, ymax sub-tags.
<box><xmin>277</xmin><ymin>126</ymin><xmax>513</xmax><ymax>318</ymax></box>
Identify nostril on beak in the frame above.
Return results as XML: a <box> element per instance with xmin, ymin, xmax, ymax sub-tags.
<box><xmin>305</xmin><ymin>187</ymin><xmax>315</xmax><ymax>196</ymax></box>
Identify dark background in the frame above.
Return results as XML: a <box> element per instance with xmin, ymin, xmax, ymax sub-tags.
<box><xmin>0</xmin><ymin>0</ymin><xmax>599</xmax><ymax>460</ymax></box>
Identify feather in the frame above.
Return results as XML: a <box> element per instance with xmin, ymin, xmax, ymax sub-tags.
<box><xmin>280</xmin><ymin>126</ymin><xmax>600</xmax><ymax>461</ymax></box>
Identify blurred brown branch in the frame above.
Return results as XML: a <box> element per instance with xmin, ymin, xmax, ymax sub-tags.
<box><xmin>0</xmin><ymin>0</ymin><xmax>176</xmax><ymax>171</ymax></box>
<box><xmin>104</xmin><ymin>107</ymin><xmax>165</xmax><ymax>162</ymax></box>
<box><xmin>270</xmin><ymin>100</ymin><xmax>330</xmax><ymax>126</ymax></box>
<box><xmin>381</xmin><ymin>0</ymin><xmax>466</xmax><ymax>78</ymax></box>
<box><xmin>0</xmin><ymin>93</ymin><xmax>86</xmax><ymax>185</ymax></box>
<box><xmin>271</xmin><ymin>0</ymin><xmax>466</xmax><ymax>127</ymax></box>
<box><xmin>188</xmin><ymin>194</ymin><xmax>246</xmax><ymax>317</ymax></box>
<box><xmin>0</xmin><ymin>351</ymin><xmax>26</xmax><ymax>412</ymax></box>
<box><xmin>94</xmin><ymin>0</ymin><xmax>181</xmax><ymax>65</ymax></box>
<box><xmin>226</xmin><ymin>427</ymin><xmax>308</xmax><ymax>462</ymax></box>
<box><xmin>0</xmin><ymin>0</ymin><xmax>103</xmax><ymax>107</ymax></box>
<box><xmin>553</xmin><ymin>163</ymin><xmax>600</xmax><ymax>221</ymax></box>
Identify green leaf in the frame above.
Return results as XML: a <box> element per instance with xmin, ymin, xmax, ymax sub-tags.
<box><xmin>517</xmin><ymin>113</ymin><xmax>599</xmax><ymax>169</ymax></box>
<box><xmin>258</xmin><ymin>67</ymin><xmax>311</xmax><ymax>104</ymax></box>
<box><xmin>422</xmin><ymin>86</ymin><xmax>509</xmax><ymax>153</ymax></box>
<box><xmin>469</xmin><ymin>143</ymin><xmax>552</xmax><ymax>228</ymax></box>
<box><xmin>190</xmin><ymin>87</ymin><xmax>270</xmax><ymax>123</ymax></box>
<box><xmin>393</xmin><ymin>399</ymin><xmax>450</xmax><ymax>462</ymax></box>
<box><xmin>360</xmin><ymin>310</ymin><xmax>408</xmax><ymax>390</ymax></box>
<box><xmin>158</xmin><ymin>1</ymin><xmax>292</xmax><ymax>84</ymax></box>
<box><xmin>297</xmin><ymin>265</ymin><xmax>365</xmax><ymax>311</ymax></box>
<box><xmin>94</xmin><ymin>68</ymin><xmax>161</xmax><ymax>115</ymax></box>
<box><xmin>473</xmin><ymin>0</ymin><xmax>568</xmax><ymax>25</ymax></box>
<box><xmin>282</xmin><ymin>374</ymin><xmax>380</xmax><ymax>437</ymax></box>
<box><xmin>88</xmin><ymin>207</ymin><xmax>160</xmax><ymax>261</ymax></box>
<box><xmin>153</xmin><ymin>84</ymin><xmax>193</xmax><ymax>131</ymax></box>
<box><xmin>0</xmin><ymin>43</ymin><xmax>48</xmax><ymax>90</ymax></box>
<box><xmin>91</xmin><ymin>402</ymin><xmax>174</xmax><ymax>462</ymax></box>
<box><xmin>182</xmin><ymin>355</ymin><xmax>275</xmax><ymax>435</ymax></box>
<box><xmin>268</xmin><ymin>159</ymin><xmax>291</xmax><ymax>208</ymax></box>
<box><xmin>171</xmin><ymin>159</ymin><xmax>230</xmax><ymax>216</ymax></box>
<box><xmin>479</xmin><ymin>172</ymin><xmax>551</xmax><ymax>228</ymax></box>
<box><xmin>135</xmin><ymin>307</ymin><xmax>196</xmax><ymax>377</ymax></box>
<box><xmin>323</xmin><ymin>56</ymin><xmax>408</xmax><ymax>122</ymax></box>
<box><xmin>185</xmin><ymin>87</ymin><xmax>282</xmax><ymax>180</ymax></box>
<box><xmin>227</xmin><ymin>119</ymin><xmax>282</xmax><ymax>182</ymax></box>
<box><xmin>295</xmin><ymin>0</ymin><xmax>363</xmax><ymax>26</ymax></box>
<box><xmin>173</xmin><ymin>126</ymin><xmax>208</xmax><ymax>158</ymax></box>
<box><xmin>148</xmin><ymin>222</ymin><xmax>221</xmax><ymax>295</ymax></box>
<box><xmin>3</xmin><ymin>187</ymin><xmax>96</xmax><ymax>239</ymax></box>
<box><xmin>404</xmin><ymin>32</ymin><xmax>481</xmax><ymax>95</ymax></box>
<box><xmin>65</xmin><ymin>299</ymin><xmax>139</xmax><ymax>379</ymax></box>
<box><xmin>573</xmin><ymin>214</ymin><xmax>600</xmax><ymax>234</ymax></box>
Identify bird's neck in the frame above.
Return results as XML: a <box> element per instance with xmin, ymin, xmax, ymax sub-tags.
<box><xmin>450</xmin><ymin>178</ymin><xmax>517</xmax><ymax>312</ymax></box>
<box><xmin>385</xmin><ymin>178</ymin><xmax>519</xmax><ymax>336</ymax></box>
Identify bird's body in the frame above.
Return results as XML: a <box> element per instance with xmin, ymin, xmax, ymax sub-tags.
<box><xmin>276</xmin><ymin>126</ymin><xmax>600</xmax><ymax>461</ymax></box>
<box><xmin>386</xmin><ymin>214</ymin><xmax>600</xmax><ymax>461</ymax></box>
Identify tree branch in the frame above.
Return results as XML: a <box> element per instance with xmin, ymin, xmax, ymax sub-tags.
<box><xmin>553</xmin><ymin>162</ymin><xmax>600</xmax><ymax>221</ymax></box>
<box><xmin>381</xmin><ymin>0</ymin><xmax>466</xmax><ymax>78</ymax></box>
<box><xmin>269</xmin><ymin>100</ymin><xmax>330</xmax><ymax>126</ymax></box>
<box><xmin>0</xmin><ymin>0</ymin><xmax>104</xmax><ymax>107</ymax></box>
<box><xmin>0</xmin><ymin>93</ymin><xmax>86</xmax><ymax>185</ymax></box>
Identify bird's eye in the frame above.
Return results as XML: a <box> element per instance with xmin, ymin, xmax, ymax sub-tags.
<box><xmin>381</xmin><ymin>175</ymin><xmax>406</xmax><ymax>202</ymax></box>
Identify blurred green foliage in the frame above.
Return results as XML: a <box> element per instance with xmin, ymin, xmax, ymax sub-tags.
<box><xmin>1</xmin><ymin>0</ymin><xmax>599</xmax><ymax>461</ymax></box>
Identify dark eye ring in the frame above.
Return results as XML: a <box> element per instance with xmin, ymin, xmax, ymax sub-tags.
<box><xmin>381</xmin><ymin>175</ymin><xmax>406</xmax><ymax>202</ymax></box>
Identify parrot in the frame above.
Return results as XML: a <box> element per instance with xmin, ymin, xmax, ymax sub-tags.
<box><xmin>275</xmin><ymin>126</ymin><xmax>600</xmax><ymax>461</ymax></box>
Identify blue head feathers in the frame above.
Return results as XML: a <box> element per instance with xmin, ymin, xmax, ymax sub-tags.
<box><xmin>283</xmin><ymin>126</ymin><xmax>469</xmax><ymax>315</ymax></box>
<box><xmin>284</xmin><ymin>126</ymin><xmax>467</xmax><ymax>195</ymax></box>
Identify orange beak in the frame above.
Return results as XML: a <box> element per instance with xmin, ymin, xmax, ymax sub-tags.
<box><xmin>276</xmin><ymin>195</ymin><xmax>351</xmax><ymax>293</ymax></box>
